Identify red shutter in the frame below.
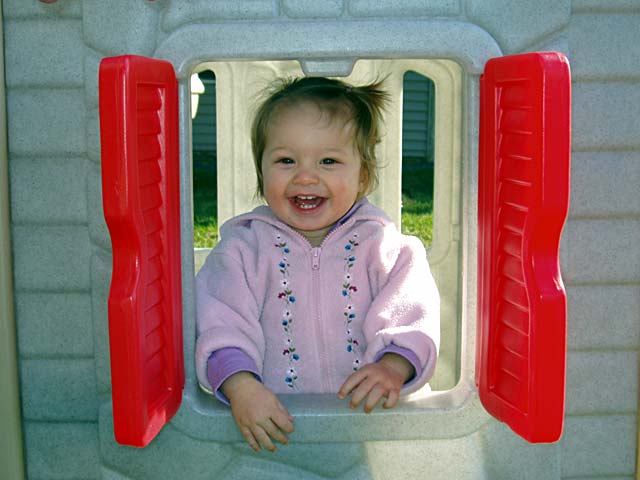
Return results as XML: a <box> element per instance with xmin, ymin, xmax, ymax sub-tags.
<box><xmin>99</xmin><ymin>55</ymin><xmax>184</xmax><ymax>447</ymax></box>
<box><xmin>476</xmin><ymin>52</ymin><xmax>570</xmax><ymax>443</ymax></box>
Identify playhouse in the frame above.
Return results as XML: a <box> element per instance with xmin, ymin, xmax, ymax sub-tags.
<box><xmin>1</xmin><ymin>1</ymin><xmax>639</xmax><ymax>479</ymax></box>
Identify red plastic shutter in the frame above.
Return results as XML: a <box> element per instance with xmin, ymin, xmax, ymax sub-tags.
<box><xmin>477</xmin><ymin>52</ymin><xmax>570</xmax><ymax>443</ymax></box>
<box><xmin>99</xmin><ymin>55</ymin><xmax>184</xmax><ymax>447</ymax></box>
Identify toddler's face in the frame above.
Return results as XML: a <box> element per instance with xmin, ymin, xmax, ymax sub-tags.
<box><xmin>261</xmin><ymin>102</ymin><xmax>365</xmax><ymax>234</ymax></box>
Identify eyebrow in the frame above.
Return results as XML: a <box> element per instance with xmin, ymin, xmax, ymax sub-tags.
<box><xmin>265</xmin><ymin>145</ymin><xmax>351</xmax><ymax>156</ymax></box>
<box><xmin>263</xmin><ymin>146</ymin><xmax>291</xmax><ymax>156</ymax></box>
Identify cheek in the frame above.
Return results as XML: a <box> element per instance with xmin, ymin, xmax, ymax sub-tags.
<box><xmin>262</xmin><ymin>169</ymin><xmax>287</xmax><ymax>196</ymax></box>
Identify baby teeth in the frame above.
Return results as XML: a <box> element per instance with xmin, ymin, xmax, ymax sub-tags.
<box><xmin>294</xmin><ymin>195</ymin><xmax>321</xmax><ymax>209</ymax></box>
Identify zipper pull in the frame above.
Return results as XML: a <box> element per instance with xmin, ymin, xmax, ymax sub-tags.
<box><xmin>311</xmin><ymin>247</ymin><xmax>321</xmax><ymax>270</ymax></box>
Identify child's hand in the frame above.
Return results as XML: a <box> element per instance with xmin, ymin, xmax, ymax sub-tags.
<box><xmin>337</xmin><ymin>353</ymin><xmax>414</xmax><ymax>413</ymax></box>
<box><xmin>221</xmin><ymin>372</ymin><xmax>294</xmax><ymax>452</ymax></box>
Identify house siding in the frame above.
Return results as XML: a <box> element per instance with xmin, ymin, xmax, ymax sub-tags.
<box><xmin>3</xmin><ymin>1</ymin><xmax>638</xmax><ymax>478</ymax></box>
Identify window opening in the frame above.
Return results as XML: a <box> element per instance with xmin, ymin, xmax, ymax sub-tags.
<box><xmin>189</xmin><ymin>59</ymin><xmax>460</xmax><ymax>392</ymax></box>
<box><xmin>192</xmin><ymin>70</ymin><xmax>218</xmax><ymax>249</ymax></box>
<box><xmin>400</xmin><ymin>71</ymin><xmax>435</xmax><ymax>248</ymax></box>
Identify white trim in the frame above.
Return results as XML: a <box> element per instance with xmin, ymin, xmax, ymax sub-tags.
<box><xmin>156</xmin><ymin>19</ymin><xmax>501</xmax><ymax>78</ymax></box>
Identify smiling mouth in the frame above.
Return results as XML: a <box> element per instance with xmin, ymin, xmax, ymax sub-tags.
<box><xmin>292</xmin><ymin>195</ymin><xmax>324</xmax><ymax>210</ymax></box>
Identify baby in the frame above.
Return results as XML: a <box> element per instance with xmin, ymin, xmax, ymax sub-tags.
<box><xmin>196</xmin><ymin>76</ymin><xmax>440</xmax><ymax>452</ymax></box>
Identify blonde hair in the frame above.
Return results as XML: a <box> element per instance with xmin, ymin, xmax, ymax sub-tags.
<box><xmin>251</xmin><ymin>76</ymin><xmax>390</xmax><ymax>198</ymax></box>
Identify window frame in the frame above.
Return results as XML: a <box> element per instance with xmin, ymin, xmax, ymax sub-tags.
<box><xmin>158</xmin><ymin>20</ymin><xmax>502</xmax><ymax>444</ymax></box>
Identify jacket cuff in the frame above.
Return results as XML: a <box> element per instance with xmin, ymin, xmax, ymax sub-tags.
<box><xmin>207</xmin><ymin>348</ymin><xmax>262</xmax><ymax>405</ymax></box>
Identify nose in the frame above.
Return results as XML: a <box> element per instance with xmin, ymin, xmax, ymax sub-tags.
<box><xmin>292</xmin><ymin>163</ymin><xmax>319</xmax><ymax>185</ymax></box>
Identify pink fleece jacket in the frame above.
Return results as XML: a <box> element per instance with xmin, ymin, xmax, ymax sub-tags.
<box><xmin>195</xmin><ymin>200</ymin><xmax>440</xmax><ymax>396</ymax></box>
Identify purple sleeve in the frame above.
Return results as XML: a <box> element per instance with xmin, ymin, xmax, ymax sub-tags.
<box><xmin>375</xmin><ymin>344</ymin><xmax>423</xmax><ymax>388</ymax></box>
<box><xmin>207</xmin><ymin>348</ymin><xmax>262</xmax><ymax>406</ymax></box>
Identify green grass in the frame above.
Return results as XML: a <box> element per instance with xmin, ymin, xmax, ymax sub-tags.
<box><xmin>192</xmin><ymin>159</ymin><xmax>433</xmax><ymax>249</ymax></box>
<box><xmin>400</xmin><ymin>166</ymin><xmax>434</xmax><ymax>247</ymax></box>
<box><xmin>193</xmin><ymin>153</ymin><xmax>219</xmax><ymax>248</ymax></box>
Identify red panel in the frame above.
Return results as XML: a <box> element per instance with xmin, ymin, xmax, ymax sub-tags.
<box><xmin>477</xmin><ymin>52</ymin><xmax>570</xmax><ymax>443</ymax></box>
<box><xmin>99</xmin><ymin>55</ymin><xmax>183</xmax><ymax>447</ymax></box>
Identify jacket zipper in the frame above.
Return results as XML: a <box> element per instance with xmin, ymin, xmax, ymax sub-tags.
<box><xmin>310</xmin><ymin>247</ymin><xmax>332</xmax><ymax>390</ymax></box>
<box><xmin>310</xmin><ymin>221</ymin><xmax>358</xmax><ymax>391</ymax></box>
<box><xmin>280</xmin><ymin>220</ymin><xmax>356</xmax><ymax>392</ymax></box>
<box><xmin>312</xmin><ymin>247</ymin><xmax>321</xmax><ymax>270</ymax></box>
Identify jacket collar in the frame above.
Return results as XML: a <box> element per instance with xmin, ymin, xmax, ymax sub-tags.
<box><xmin>219</xmin><ymin>198</ymin><xmax>392</xmax><ymax>242</ymax></box>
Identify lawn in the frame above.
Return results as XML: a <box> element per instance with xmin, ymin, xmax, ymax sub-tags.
<box><xmin>192</xmin><ymin>152</ymin><xmax>219</xmax><ymax>247</ymax></box>
<box><xmin>193</xmin><ymin>157</ymin><xmax>433</xmax><ymax>248</ymax></box>
<box><xmin>400</xmin><ymin>166</ymin><xmax>434</xmax><ymax>247</ymax></box>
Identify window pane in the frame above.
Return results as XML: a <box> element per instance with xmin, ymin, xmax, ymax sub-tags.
<box><xmin>192</xmin><ymin>70</ymin><xmax>218</xmax><ymax>249</ymax></box>
<box><xmin>401</xmin><ymin>70</ymin><xmax>435</xmax><ymax>248</ymax></box>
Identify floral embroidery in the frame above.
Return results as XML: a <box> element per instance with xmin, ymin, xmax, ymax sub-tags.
<box><xmin>342</xmin><ymin>233</ymin><xmax>362</xmax><ymax>370</ymax></box>
<box><xmin>275</xmin><ymin>234</ymin><xmax>299</xmax><ymax>388</ymax></box>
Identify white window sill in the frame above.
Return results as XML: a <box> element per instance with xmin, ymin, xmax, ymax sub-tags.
<box><xmin>167</xmin><ymin>381</ymin><xmax>489</xmax><ymax>443</ymax></box>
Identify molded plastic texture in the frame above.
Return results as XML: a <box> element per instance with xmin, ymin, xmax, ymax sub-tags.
<box><xmin>477</xmin><ymin>52</ymin><xmax>570</xmax><ymax>443</ymax></box>
<box><xmin>99</xmin><ymin>55</ymin><xmax>184</xmax><ymax>447</ymax></box>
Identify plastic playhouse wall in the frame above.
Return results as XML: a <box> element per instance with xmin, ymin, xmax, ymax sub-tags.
<box><xmin>2</xmin><ymin>1</ymin><xmax>639</xmax><ymax>479</ymax></box>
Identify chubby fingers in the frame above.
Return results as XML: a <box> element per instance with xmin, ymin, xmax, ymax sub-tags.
<box><xmin>382</xmin><ymin>388</ymin><xmax>400</xmax><ymax>409</ymax></box>
<box><xmin>337</xmin><ymin>369</ymin><xmax>366</xmax><ymax>400</ymax></box>
<box><xmin>244</xmin><ymin>406</ymin><xmax>294</xmax><ymax>452</ymax></box>
<box><xmin>361</xmin><ymin>384</ymin><xmax>388</xmax><ymax>413</ymax></box>
<box><xmin>272</xmin><ymin>403</ymin><xmax>295</xmax><ymax>434</ymax></box>
<box><xmin>259</xmin><ymin>419</ymin><xmax>289</xmax><ymax>450</ymax></box>
<box><xmin>241</xmin><ymin>418</ymin><xmax>293</xmax><ymax>452</ymax></box>
<box><xmin>338</xmin><ymin>371</ymin><xmax>382</xmax><ymax>412</ymax></box>
<box><xmin>348</xmin><ymin>376</ymin><xmax>379</xmax><ymax>410</ymax></box>
<box><xmin>338</xmin><ymin>367</ymin><xmax>403</xmax><ymax>413</ymax></box>
<box><xmin>239</xmin><ymin>425</ymin><xmax>263</xmax><ymax>452</ymax></box>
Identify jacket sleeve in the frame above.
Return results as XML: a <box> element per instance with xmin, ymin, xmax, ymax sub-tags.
<box><xmin>362</xmin><ymin>232</ymin><xmax>440</xmax><ymax>394</ymax></box>
<box><xmin>195</xmin><ymin>248</ymin><xmax>265</xmax><ymax>393</ymax></box>
<box><xmin>207</xmin><ymin>348</ymin><xmax>262</xmax><ymax>405</ymax></box>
